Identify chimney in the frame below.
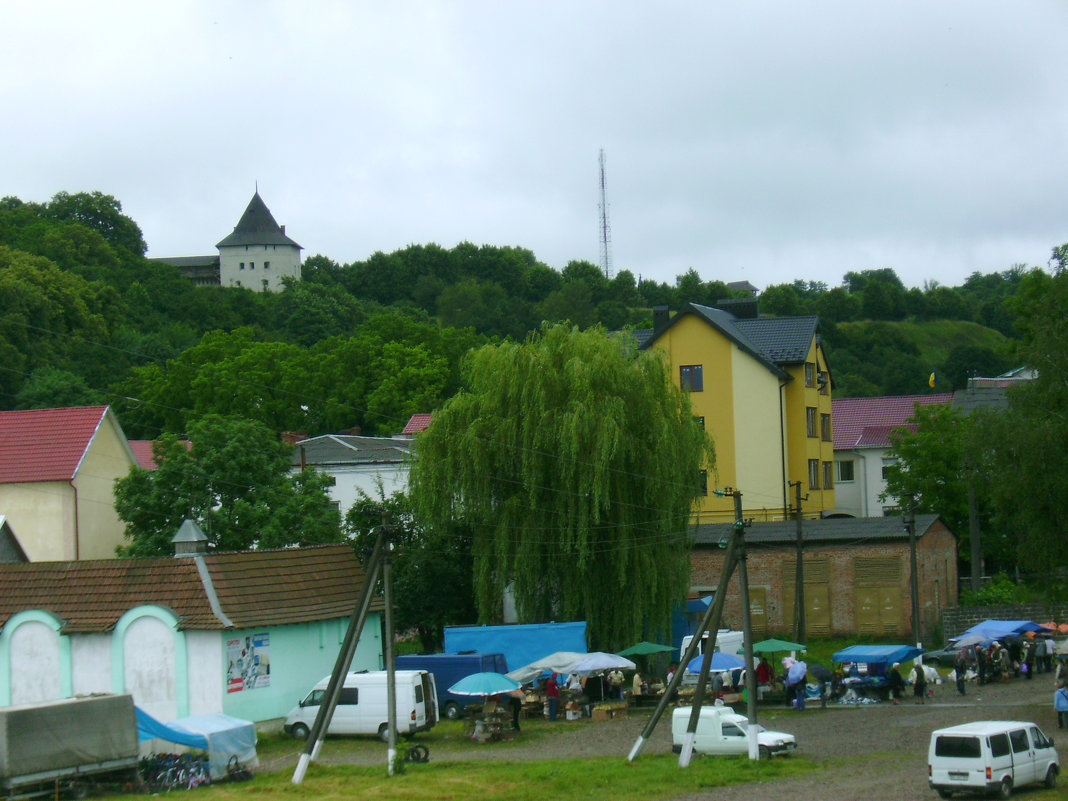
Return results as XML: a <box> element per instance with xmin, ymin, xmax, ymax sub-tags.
<box><xmin>653</xmin><ymin>305</ymin><xmax>670</xmax><ymax>331</ymax></box>
<box><xmin>280</xmin><ymin>224</ymin><xmax>286</xmax><ymax>235</ymax></box>
<box><xmin>172</xmin><ymin>518</ymin><xmax>209</xmax><ymax>557</ymax></box>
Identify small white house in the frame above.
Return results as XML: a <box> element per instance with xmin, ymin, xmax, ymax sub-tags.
<box><xmin>293</xmin><ymin>434</ymin><xmax>411</xmax><ymax>513</ymax></box>
<box><xmin>0</xmin><ymin>536</ymin><xmax>383</xmax><ymax>724</ymax></box>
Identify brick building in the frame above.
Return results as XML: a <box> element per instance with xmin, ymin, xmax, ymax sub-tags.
<box><xmin>689</xmin><ymin>514</ymin><xmax>957</xmax><ymax>639</ymax></box>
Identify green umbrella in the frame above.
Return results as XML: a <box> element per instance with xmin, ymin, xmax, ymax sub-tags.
<box><xmin>742</xmin><ymin>638</ymin><xmax>807</xmax><ymax>654</ymax></box>
<box><xmin>617</xmin><ymin>641</ymin><xmax>676</xmax><ymax>657</ymax></box>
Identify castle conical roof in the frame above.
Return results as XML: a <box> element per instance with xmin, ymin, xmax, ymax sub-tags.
<box><xmin>216</xmin><ymin>192</ymin><xmax>302</xmax><ymax>249</ymax></box>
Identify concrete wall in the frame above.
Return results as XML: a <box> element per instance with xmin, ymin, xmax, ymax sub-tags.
<box><xmin>219</xmin><ymin>244</ymin><xmax>301</xmax><ymax>292</ymax></box>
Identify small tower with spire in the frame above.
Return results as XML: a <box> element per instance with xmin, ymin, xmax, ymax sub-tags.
<box><xmin>216</xmin><ymin>191</ymin><xmax>302</xmax><ymax>292</ymax></box>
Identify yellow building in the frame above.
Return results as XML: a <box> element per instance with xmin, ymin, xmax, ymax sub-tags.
<box><xmin>641</xmin><ymin>301</ymin><xmax>834</xmax><ymax>523</ymax></box>
<box><xmin>0</xmin><ymin>406</ymin><xmax>138</xmax><ymax>560</ymax></box>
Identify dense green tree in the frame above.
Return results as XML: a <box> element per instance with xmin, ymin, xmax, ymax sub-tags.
<box><xmin>114</xmin><ymin>414</ymin><xmax>341</xmax><ymax>556</ymax></box>
<box><xmin>45</xmin><ymin>191</ymin><xmax>147</xmax><ymax>257</ymax></box>
<box><xmin>14</xmin><ymin>366</ymin><xmax>103</xmax><ymax>409</ymax></box>
<box><xmin>408</xmin><ymin>324</ymin><xmax>713</xmax><ymax>650</ymax></box>
<box><xmin>346</xmin><ymin>491</ymin><xmax>477</xmax><ymax>652</ymax></box>
<box><xmin>815</xmin><ymin>287</ymin><xmax>860</xmax><ymax>323</ymax></box>
<box><xmin>940</xmin><ymin>344</ymin><xmax>1012</xmax><ymax>390</ymax></box>
<box><xmin>759</xmin><ymin>283</ymin><xmax>805</xmax><ymax>316</ymax></box>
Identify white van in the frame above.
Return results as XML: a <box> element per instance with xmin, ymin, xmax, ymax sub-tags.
<box><xmin>679</xmin><ymin>630</ymin><xmax>748</xmax><ymax>686</ymax></box>
<box><xmin>670</xmin><ymin>705</ymin><xmax>797</xmax><ymax>759</ymax></box>
<box><xmin>928</xmin><ymin>720</ymin><xmax>1059</xmax><ymax>798</ymax></box>
<box><xmin>284</xmin><ymin>670</ymin><xmax>437</xmax><ymax>742</ymax></box>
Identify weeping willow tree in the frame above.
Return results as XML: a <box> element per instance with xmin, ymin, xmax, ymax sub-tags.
<box><xmin>409</xmin><ymin>324</ymin><xmax>713</xmax><ymax>650</ymax></box>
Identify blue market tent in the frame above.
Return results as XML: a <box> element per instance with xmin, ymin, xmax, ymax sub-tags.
<box><xmin>832</xmin><ymin>644</ymin><xmax>923</xmax><ymax>666</ymax></box>
<box><xmin>956</xmin><ymin>620</ymin><xmax>1046</xmax><ymax>641</ymax></box>
<box><xmin>136</xmin><ymin>707</ymin><xmax>258</xmax><ymax>780</ymax></box>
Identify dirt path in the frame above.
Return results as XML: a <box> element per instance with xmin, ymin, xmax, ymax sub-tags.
<box><xmin>266</xmin><ymin>674</ymin><xmax>1066</xmax><ymax>800</ymax></box>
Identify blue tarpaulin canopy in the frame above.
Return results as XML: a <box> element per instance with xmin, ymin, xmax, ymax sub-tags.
<box><xmin>135</xmin><ymin>707</ymin><xmax>258</xmax><ymax>780</ymax></box>
<box><xmin>956</xmin><ymin>620</ymin><xmax>1046</xmax><ymax>641</ymax></box>
<box><xmin>832</xmin><ymin>644</ymin><xmax>923</xmax><ymax>666</ymax></box>
<box><xmin>685</xmin><ymin>595</ymin><xmax>715</xmax><ymax>613</ymax></box>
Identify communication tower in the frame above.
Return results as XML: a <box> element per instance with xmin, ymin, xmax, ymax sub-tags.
<box><xmin>598</xmin><ymin>148</ymin><xmax>613</xmax><ymax>280</ymax></box>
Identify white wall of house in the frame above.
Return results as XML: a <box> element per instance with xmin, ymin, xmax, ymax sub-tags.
<box><xmin>187</xmin><ymin>630</ymin><xmax>223</xmax><ymax>716</ymax></box>
<box><xmin>124</xmin><ymin>615</ymin><xmax>178</xmax><ymax>722</ymax></box>
<box><xmin>833</xmin><ymin>447</ymin><xmax>900</xmax><ymax>517</ymax></box>
<box><xmin>10</xmin><ymin>619</ymin><xmax>60</xmax><ymax>705</ymax></box>
<box><xmin>219</xmin><ymin>244</ymin><xmax>301</xmax><ymax>292</ymax></box>
<box><xmin>71</xmin><ymin>634</ymin><xmax>111</xmax><ymax>696</ymax></box>
<box><xmin>311</xmin><ymin>463</ymin><xmax>411</xmax><ymax>514</ymax></box>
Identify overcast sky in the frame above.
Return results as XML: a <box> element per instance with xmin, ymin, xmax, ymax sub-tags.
<box><xmin>3</xmin><ymin>2</ymin><xmax>1066</xmax><ymax>291</ymax></box>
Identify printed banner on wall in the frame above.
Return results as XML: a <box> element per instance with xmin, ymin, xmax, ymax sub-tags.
<box><xmin>226</xmin><ymin>633</ymin><xmax>271</xmax><ymax>693</ymax></box>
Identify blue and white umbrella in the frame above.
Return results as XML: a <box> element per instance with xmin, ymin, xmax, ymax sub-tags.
<box><xmin>563</xmin><ymin>652</ymin><xmax>636</xmax><ymax>674</ymax></box>
<box><xmin>447</xmin><ymin>672</ymin><xmax>521</xmax><ymax>697</ymax></box>
<box><xmin>686</xmin><ymin>651</ymin><xmax>746</xmax><ymax>673</ymax></box>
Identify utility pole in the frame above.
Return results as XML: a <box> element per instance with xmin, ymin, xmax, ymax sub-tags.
<box><xmin>905</xmin><ymin>498</ymin><xmax>921</xmax><ymax>651</ymax></box>
<box><xmin>790</xmin><ymin>480</ymin><xmax>806</xmax><ymax>644</ymax></box>
<box><xmin>967</xmin><ymin>479</ymin><xmax>982</xmax><ymax>593</ymax></box>
<box><xmin>383</xmin><ymin>511</ymin><xmax>397</xmax><ymax>775</ymax></box>
<box><xmin>734</xmin><ymin>490</ymin><xmax>759</xmax><ymax>760</ymax></box>
<box><xmin>628</xmin><ymin>488</ymin><xmax>756</xmax><ymax>765</ymax></box>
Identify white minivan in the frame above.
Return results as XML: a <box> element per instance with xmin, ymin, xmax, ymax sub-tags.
<box><xmin>928</xmin><ymin>720</ymin><xmax>1059</xmax><ymax>798</ymax></box>
<box><xmin>284</xmin><ymin>670</ymin><xmax>437</xmax><ymax>742</ymax></box>
<box><xmin>671</xmin><ymin>705</ymin><xmax>797</xmax><ymax>759</ymax></box>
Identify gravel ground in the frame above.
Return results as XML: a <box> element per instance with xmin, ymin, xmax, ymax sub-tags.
<box><xmin>270</xmin><ymin>674</ymin><xmax>1067</xmax><ymax>800</ymax></box>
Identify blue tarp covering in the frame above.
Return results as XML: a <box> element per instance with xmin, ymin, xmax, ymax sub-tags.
<box><xmin>958</xmin><ymin>619</ymin><xmax>1046</xmax><ymax>640</ymax></box>
<box><xmin>832</xmin><ymin>644</ymin><xmax>923</xmax><ymax>665</ymax></box>
<box><xmin>135</xmin><ymin>706</ymin><xmax>208</xmax><ymax>748</ymax></box>
<box><xmin>685</xmin><ymin>595</ymin><xmax>715</xmax><ymax>613</ymax></box>
<box><xmin>444</xmin><ymin>622</ymin><xmax>587</xmax><ymax>674</ymax></box>
<box><xmin>135</xmin><ymin>707</ymin><xmax>258</xmax><ymax>780</ymax></box>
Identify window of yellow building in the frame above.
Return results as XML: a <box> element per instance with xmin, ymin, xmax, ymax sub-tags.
<box><xmin>820</xmin><ymin>413</ymin><xmax>831</xmax><ymax>441</ymax></box>
<box><xmin>806</xmin><ymin>407</ymin><xmax>817</xmax><ymax>437</ymax></box>
<box><xmin>680</xmin><ymin>365</ymin><xmax>703</xmax><ymax>392</ymax></box>
<box><xmin>808</xmin><ymin>459</ymin><xmax>820</xmax><ymax>489</ymax></box>
<box><xmin>822</xmin><ymin>461</ymin><xmax>834</xmax><ymax>489</ymax></box>
<box><xmin>805</xmin><ymin>362</ymin><xmax>815</xmax><ymax>386</ymax></box>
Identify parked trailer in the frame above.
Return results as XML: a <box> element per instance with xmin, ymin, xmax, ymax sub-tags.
<box><xmin>0</xmin><ymin>694</ymin><xmax>140</xmax><ymax>799</ymax></box>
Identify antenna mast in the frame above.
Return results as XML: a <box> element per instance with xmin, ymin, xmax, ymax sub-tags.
<box><xmin>598</xmin><ymin>148</ymin><xmax>613</xmax><ymax>280</ymax></box>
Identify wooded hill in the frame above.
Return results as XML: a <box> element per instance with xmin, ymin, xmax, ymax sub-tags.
<box><xmin>0</xmin><ymin>191</ymin><xmax>1037</xmax><ymax>440</ymax></box>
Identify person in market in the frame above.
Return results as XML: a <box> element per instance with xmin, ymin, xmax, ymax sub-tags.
<box><xmin>507</xmin><ymin>689</ymin><xmax>523</xmax><ymax>731</ymax></box>
<box><xmin>1056</xmin><ymin>657</ymin><xmax>1068</xmax><ymax>688</ymax></box>
<box><xmin>631</xmin><ymin>670</ymin><xmax>643</xmax><ymax>699</ymax></box>
<box><xmin>910</xmin><ymin>660</ymin><xmax>927</xmax><ymax>704</ymax></box>
<box><xmin>974</xmin><ymin>643</ymin><xmax>987</xmax><ymax>685</ymax></box>
<box><xmin>953</xmin><ymin>650</ymin><xmax>968</xmax><ymax>696</ymax></box>
<box><xmin>609</xmin><ymin>667</ymin><xmax>625</xmax><ymax>700</ymax></box>
<box><xmin>1024</xmin><ymin>639</ymin><xmax>1037</xmax><ymax>679</ymax></box>
<box><xmin>755</xmin><ymin>656</ymin><xmax>773</xmax><ymax>700</ymax></box>
<box><xmin>786</xmin><ymin>658</ymin><xmax>808</xmax><ymax>710</ymax></box>
<box><xmin>1055</xmin><ymin>683</ymin><xmax>1068</xmax><ymax>729</ymax></box>
<box><xmin>545</xmin><ymin>673</ymin><xmax>559</xmax><ymax>721</ymax></box>
<box><xmin>1035</xmin><ymin>635</ymin><xmax>1048</xmax><ymax>674</ymax></box>
<box><xmin>886</xmin><ymin>662</ymin><xmax>905</xmax><ymax>705</ymax></box>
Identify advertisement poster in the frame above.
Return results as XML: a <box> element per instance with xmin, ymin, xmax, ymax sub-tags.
<box><xmin>226</xmin><ymin>633</ymin><xmax>271</xmax><ymax>693</ymax></box>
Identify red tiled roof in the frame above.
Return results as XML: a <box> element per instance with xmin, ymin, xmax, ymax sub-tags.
<box><xmin>128</xmin><ymin>439</ymin><xmax>192</xmax><ymax>471</ymax></box>
<box><xmin>128</xmin><ymin>440</ymin><xmax>158</xmax><ymax>470</ymax></box>
<box><xmin>0</xmin><ymin>406</ymin><xmax>111</xmax><ymax>483</ymax></box>
<box><xmin>401</xmin><ymin>413</ymin><xmax>432</xmax><ymax>435</ymax></box>
<box><xmin>0</xmin><ymin>544</ymin><xmax>381</xmax><ymax>633</ymax></box>
<box><xmin>832</xmin><ymin>394</ymin><xmax>952</xmax><ymax>449</ymax></box>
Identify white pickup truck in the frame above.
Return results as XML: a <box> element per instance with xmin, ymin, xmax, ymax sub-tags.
<box><xmin>671</xmin><ymin>705</ymin><xmax>797</xmax><ymax>760</ymax></box>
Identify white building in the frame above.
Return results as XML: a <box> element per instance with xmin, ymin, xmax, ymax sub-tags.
<box><xmin>293</xmin><ymin>434</ymin><xmax>411</xmax><ymax>513</ymax></box>
<box><xmin>216</xmin><ymin>192</ymin><xmax>302</xmax><ymax>292</ymax></box>
<box><xmin>830</xmin><ymin>393</ymin><xmax>952</xmax><ymax>518</ymax></box>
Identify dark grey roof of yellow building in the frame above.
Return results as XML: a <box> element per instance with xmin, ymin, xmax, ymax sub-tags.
<box><xmin>216</xmin><ymin>192</ymin><xmax>302</xmax><ymax>249</ymax></box>
<box><xmin>638</xmin><ymin>303</ymin><xmax>822</xmax><ymax>375</ymax></box>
